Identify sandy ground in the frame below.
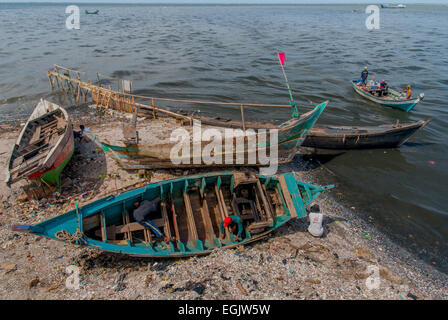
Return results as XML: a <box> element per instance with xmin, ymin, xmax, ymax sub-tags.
<box><xmin>0</xmin><ymin>109</ymin><xmax>447</xmax><ymax>300</ymax></box>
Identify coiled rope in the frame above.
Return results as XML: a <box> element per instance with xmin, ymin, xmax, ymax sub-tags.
<box><xmin>55</xmin><ymin>230</ymin><xmax>84</xmax><ymax>243</ymax></box>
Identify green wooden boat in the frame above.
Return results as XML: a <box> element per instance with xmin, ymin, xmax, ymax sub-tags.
<box><xmin>5</xmin><ymin>99</ymin><xmax>74</xmax><ymax>189</ymax></box>
<box><xmin>88</xmin><ymin>101</ymin><xmax>328</xmax><ymax>170</ymax></box>
<box><xmin>351</xmin><ymin>80</ymin><xmax>424</xmax><ymax>112</ymax></box>
<box><xmin>13</xmin><ymin>171</ymin><xmax>333</xmax><ymax>258</ymax></box>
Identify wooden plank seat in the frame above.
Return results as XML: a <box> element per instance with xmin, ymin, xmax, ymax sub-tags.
<box><xmin>246</xmin><ymin>221</ymin><xmax>271</xmax><ymax>234</ymax></box>
<box><xmin>94</xmin><ymin>218</ymin><xmax>165</xmax><ymax>241</ymax></box>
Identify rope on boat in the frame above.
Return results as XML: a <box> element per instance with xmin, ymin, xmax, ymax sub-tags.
<box><xmin>55</xmin><ymin>230</ymin><xmax>84</xmax><ymax>243</ymax></box>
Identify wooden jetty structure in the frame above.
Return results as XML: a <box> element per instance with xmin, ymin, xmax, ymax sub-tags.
<box><xmin>46</xmin><ymin>65</ymin><xmax>302</xmax><ymax>128</ymax></box>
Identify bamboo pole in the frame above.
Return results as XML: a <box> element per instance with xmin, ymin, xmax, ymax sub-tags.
<box><xmin>240</xmin><ymin>104</ymin><xmax>246</xmax><ymax>131</ymax></box>
<box><xmin>152</xmin><ymin>98</ymin><xmax>156</xmax><ymax>119</ymax></box>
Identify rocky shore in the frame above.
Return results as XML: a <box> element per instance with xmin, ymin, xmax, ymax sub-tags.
<box><xmin>1</xmin><ymin>108</ymin><xmax>447</xmax><ymax>300</ymax></box>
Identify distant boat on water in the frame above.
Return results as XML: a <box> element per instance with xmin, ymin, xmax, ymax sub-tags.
<box><xmin>381</xmin><ymin>4</ymin><xmax>406</xmax><ymax>9</ymax></box>
<box><xmin>85</xmin><ymin>9</ymin><xmax>99</xmax><ymax>15</ymax></box>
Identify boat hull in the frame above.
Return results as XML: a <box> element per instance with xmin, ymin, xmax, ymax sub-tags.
<box><xmin>90</xmin><ymin>101</ymin><xmax>328</xmax><ymax>170</ymax></box>
<box><xmin>15</xmin><ymin>171</ymin><xmax>333</xmax><ymax>258</ymax></box>
<box><xmin>351</xmin><ymin>81</ymin><xmax>422</xmax><ymax>111</ymax></box>
<box><xmin>6</xmin><ymin>99</ymin><xmax>74</xmax><ymax>188</ymax></box>
<box><xmin>302</xmin><ymin>119</ymin><xmax>431</xmax><ymax>149</ymax></box>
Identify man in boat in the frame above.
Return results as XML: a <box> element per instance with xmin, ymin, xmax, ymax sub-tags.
<box><xmin>369</xmin><ymin>76</ymin><xmax>380</xmax><ymax>95</ymax></box>
<box><xmin>133</xmin><ymin>198</ymin><xmax>168</xmax><ymax>242</ymax></box>
<box><xmin>379</xmin><ymin>80</ymin><xmax>388</xmax><ymax>96</ymax></box>
<box><xmin>220</xmin><ymin>216</ymin><xmax>245</xmax><ymax>241</ymax></box>
<box><xmin>400</xmin><ymin>85</ymin><xmax>412</xmax><ymax>100</ymax></box>
<box><xmin>358</xmin><ymin>66</ymin><xmax>369</xmax><ymax>86</ymax></box>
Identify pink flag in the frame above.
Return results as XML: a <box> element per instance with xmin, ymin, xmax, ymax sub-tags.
<box><xmin>277</xmin><ymin>52</ymin><xmax>286</xmax><ymax>66</ymax></box>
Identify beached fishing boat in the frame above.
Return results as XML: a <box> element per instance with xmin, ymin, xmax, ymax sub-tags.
<box><xmin>381</xmin><ymin>4</ymin><xmax>406</xmax><ymax>9</ymax></box>
<box><xmin>85</xmin><ymin>10</ymin><xmax>99</xmax><ymax>14</ymax></box>
<box><xmin>351</xmin><ymin>80</ymin><xmax>424</xmax><ymax>111</ymax></box>
<box><xmin>302</xmin><ymin>119</ymin><xmax>431</xmax><ymax>150</ymax></box>
<box><xmin>5</xmin><ymin>99</ymin><xmax>74</xmax><ymax>188</ymax></box>
<box><xmin>89</xmin><ymin>101</ymin><xmax>328</xmax><ymax>170</ymax></box>
<box><xmin>13</xmin><ymin>171</ymin><xmax>333</xmax><ymax>257</ymax></box>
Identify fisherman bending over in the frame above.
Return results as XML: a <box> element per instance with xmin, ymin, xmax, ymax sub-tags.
<box><xmin>133</xmin><ymin>198</ymin><xmax>168</xmax><ymax>242</ymax></box>
<box><xmin>73</xmin><ymin>125</ymin><xmax>89</xmax><ymax>142</ymax></box>
<box><xmin>400</xmin><ymin>85</ymin><xmax>412</xmax><ymax>100</ymax></box>
<box><xmin>220</xmin><ymin>216</ymin><xmax>245</xmax><ymax>241</ymax></box>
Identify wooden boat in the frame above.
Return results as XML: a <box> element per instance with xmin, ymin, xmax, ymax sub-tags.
<box><xmin>351</xmin><ymin>80</ymin><xmax>424</xmax><ymax>112</ymax></box>
<box><xmin>381</xmin><ymin>4</ymin><xmax>406</xmax><ymax>9</ymax></box>
<box><xmin>13</xmin><ymin>171</ymin><xmax>333</xmax><ymax>257</ymax></box>
<box><xmin>5</xmin><ymin>99</ymin><xmax>74</xmax><ymax>188</ymax></box>
<box><xmin>302</xmin><ymin>119</ymin><xmax>431</xmax><ymax>150</ymax></box>
<box><xmin>89</xmin><ymin>101</ymin><xmax>328</xmax><ymax>170</ymax></box>
<box><xmin>85</xmin><ymin>10</ymin><xmax>99</xmax><ymax>14</ymax></box>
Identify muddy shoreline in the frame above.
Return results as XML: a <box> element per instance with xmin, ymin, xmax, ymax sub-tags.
<box><xmin>0</xmin><ymin>109</ymin><xmax>447</xmax><ymax>300</ymax></box>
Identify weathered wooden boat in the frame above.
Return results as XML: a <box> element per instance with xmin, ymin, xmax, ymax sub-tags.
<box><xmin>5</xmin><ymin>99</ymin><xmax>74</xmax><ymax>189</ymax></box>
<box><xmin>89</xmin><ymin>101</ymin><xmax>328</xmax><ymax>170</ymax></box>
<box><xmin>351</xmin><ymin>80</ymin><xmax>424</xmax><ymax>112</ymax></box>
<box><xmin>85</xmin><ymin>10</ymin><xmax>99</xmax><ymax>14</ymax></box>
<box><xmin>302</xmin><ymin>119</ymin><xmax>431</xmax><ymax>150</ymax></box>
<box><xmin>13</xmin><ymin>171</ymin><xmax>333</xmax><ymax>258</ymax></box>
<box><xmin>381</xmin><ymin>4</ymin><xmax>406</xmax><ymax>9</ymax></box>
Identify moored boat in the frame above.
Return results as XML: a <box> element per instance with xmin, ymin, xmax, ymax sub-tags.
<box><xmin>89</xmin><ymin>101</ymin><xmax>328</xmax><ymax>170</ymax></box>
<box><xmin>351</xmin><ymin>80</ymin><xmax>424</xmax><ymax>112</ymax></box>
<box><xmin>13</xmin><ymin>171</ymin><xmax>333</xmax><ymax>258</ymax></box>
<box><xmin>85</xmin><ymin>10</ymin><xmax>99</xmax><ymax>14</ymax></box>
<box><xmin>302</xmin><ymin>119</ymin><xmax>431</xmax><ymax>150</ymax></box>
<box><xmin>5</xmin><ymin>99</ymin><xmax>74</xmax><ymax>189</ymax></box>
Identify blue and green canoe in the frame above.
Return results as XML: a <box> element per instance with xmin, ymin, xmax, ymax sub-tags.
<box><xmin>13</xmin><ymin>171</ymin><xmax>333</xmax><ymax>258</ymax></box>
<box><xmin>352</xmin><ymin>80</ymin><xmax>424</xmax><ymax>112</ymax></box>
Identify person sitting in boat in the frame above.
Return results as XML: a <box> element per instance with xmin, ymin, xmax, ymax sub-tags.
<box><xmin>368</xmin><ymin>76</ymin><xmax>380</xmax><ymax>95</ymax></box>
<box><xmin>400</xmin><ymin>85</ymin><xmax>412</xmax><ymax>100</ymax></box>
<box><xmin>379</xmin><ymin>80</ymin><xmax>388</xmax><ymax>96</ymax></box>
<box><xmin>220</xmin><ymin>216</ymin><xmax>245</xmax><ymax>241</ymax></box>
<box><xmin>133</xmin><ymin>198</ymin><xmax>168</xmax><ymax>242</ymax></box>
<box><xmin>369</xmin><ymin>76</ymin><xmax>378</xmax><ymax>89</ymax></box>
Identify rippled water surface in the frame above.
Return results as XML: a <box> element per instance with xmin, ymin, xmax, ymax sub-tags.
<box><xmin>1</xmin><ymin>3</ymin><xmax>448</xmax><ymax>270</ymax></box>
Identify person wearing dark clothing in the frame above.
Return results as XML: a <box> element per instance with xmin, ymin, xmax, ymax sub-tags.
<box><xmin>360</xmin><ymin>66</ymin><xmax>369</xmax><ymax>85</ymax></box>
<box><xmin>133</xmin><ymin>198</ymin><xmax>166</xmax><ymax>239</ymax></box>
<box><xmin>379</xmin><ymin>80</ymin><xmax>388</xmax><ymax>96</ymax></box>
<box><xmin>220</xmin><ymin>216</ymin><xmax>245</xmax><ymax>241</ymax></box>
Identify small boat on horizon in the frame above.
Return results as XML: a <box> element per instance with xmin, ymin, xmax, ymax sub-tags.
<box><xmin>381</xmin><ymin>4</ymin><xmax>406</xmax><ymax>9</ymax></box>
<box><xmin>351</xmin><ymin>80</ymin><xmax>424</xmax><ymax>112</ymax></box>
<box><xmin>5</xmin><ymin>99</ymin><xmax>74</xmax><ymax>189</ymax></box>
<box><xmin>85</xmin><ymin>9</ymin><xmax>99</xmax><ymax>15</ymax></box>
<box><xmin>301</xmin><ymin>119</ymin><xmax>431</xmax><ymax>150</ymax></box>
<box><xmin>13</xmin><ymin>171</ymin><xmax>333</xmax><ymax>258</ymax></box>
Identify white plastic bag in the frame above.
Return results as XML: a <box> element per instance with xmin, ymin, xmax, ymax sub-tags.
<box><xmin>308</xmin><ymin>212</ymin><xmax>324</xmax><ymax>237</ymax></box>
